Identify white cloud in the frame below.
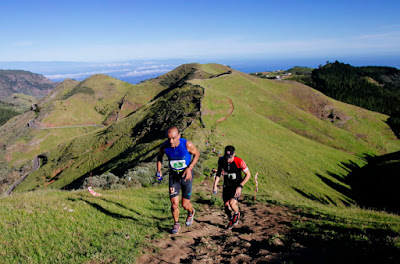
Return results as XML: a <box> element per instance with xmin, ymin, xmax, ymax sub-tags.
<box><xmin>136</xmin><ymin>64</ymin><xmax>177</xmax><ymax>70</ymax></box>
<box><xmin>45</xmin><ymin>68</ymin><xmax>131</xmax><ymax>79</ymax></box>
<box><xmin>120</xmin><ymin>69</ymin><xmax>172</xmax><ymax>77</ymax></box>
<box><xmin>88</xmin><ymin>62</ymin><xmax>132</xmax><ymax>68</ymax></box>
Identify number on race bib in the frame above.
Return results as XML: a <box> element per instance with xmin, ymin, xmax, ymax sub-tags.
<box><xmin>170</xmin><ymin>160</ymin><xmax>187</xmax><ymax>170</ymax></box>
<box><xmin>227</xmin><ymin>173</ymin><xmax>236</xmax><ymax>180</ymax></box>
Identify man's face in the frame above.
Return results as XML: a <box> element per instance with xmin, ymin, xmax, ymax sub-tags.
<box><xmin>227</xmin><ymin>152</ymin><xmax>235</xmax><ymax>162</ymax></box>
<box><xmin>167</xmin><ymin>129</ymin><xmax>180</xmax><ymax>148</ymax></box>
<box><xmin>225</xmin><ymin>151</ymin><xmax>235</xmax><ymax>162</ymax></box>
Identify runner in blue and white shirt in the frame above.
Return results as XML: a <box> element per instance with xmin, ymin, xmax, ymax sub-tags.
<box><xmin>157</xmin><ymin>126</ymin><xmax>200</xmax><ymax>234</ymax></box>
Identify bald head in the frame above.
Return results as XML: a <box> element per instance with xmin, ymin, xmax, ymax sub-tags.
<box><xmin>167</xmin><ymin>126</ymin><xmax>179</xmax><ymax>135</ymax></box>
<box><xmin>167</xmin><ymin>126</ymin><xmax>181</xmax><ymax>148</ymax></box>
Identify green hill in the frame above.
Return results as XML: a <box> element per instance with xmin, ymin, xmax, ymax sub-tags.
<box><xmin>1</xmin><ymin>63</ymin><xmax>400</xmax><ymax>263</ymax></box>
<box><xmin>190</xmin><ymin>64</ymin><xmax>399</xmax><ymax>206</ymax></box>
<box><xmin>0</xmin><ymin>74</ymin><xmax>165</xmax><ymax>192</ymax></box>
<box><xmin>298</xmin><ymin>61</ymin><xmax>400</xmax><ymax>138</ymax></box>
<box><xmin>9</xmin><ymin>63</ymin><xmax>399</xmax><ymax>206</ymax></box>
<box><xmin>287</xmin><ymin>66</ymin><xmax>314</xmax><ymax>75</ymax></box>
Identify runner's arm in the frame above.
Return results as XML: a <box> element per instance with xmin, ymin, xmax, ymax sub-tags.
<box><xmin>240</xmin><ymin>169</ymin><xmax>251</xmax><ymax>187</ymax></box>
<box><xmin>186</xmin><ymin>140</ymin><xmax>200</xmax><ymax>170</ymax></box>
<box><xmin>235</xmin><ymin>169</ymin><xmax>251</xmax><ymax>197</ymax></box>
<box><xmin>156</xmin><ymin>146</ymin><xmax>165</xmax><ymax>176</ymax></box>
<box><xmin>213</xmin><ymin>165</ymin><xmax>223</xmax><ymax>193</ymax></box>
<box><xmin>182</xmin><ymin>140</ymin><xmax>200</xmax><ymax>181</ymax></box>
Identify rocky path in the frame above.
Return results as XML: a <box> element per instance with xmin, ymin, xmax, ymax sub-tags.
<box><xmin>137</xmin><ymin>181</ymin><xmax>306</xmax><ymax>263</ymax></box>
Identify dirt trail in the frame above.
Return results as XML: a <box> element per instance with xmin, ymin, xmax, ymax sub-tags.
<box><xmin>137</xmin><ymin>180</ymin><xmax>305</xmax><ymax>264</ymax></box>
<box><xmin>215</xmin><ymin>96</ymin><xmax>234</xmax><ymax>124</ymax></box>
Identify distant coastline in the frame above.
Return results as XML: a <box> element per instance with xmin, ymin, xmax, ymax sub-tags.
<box><xmin>1</xmin><ymin>56</ymin><xmax>399</xmax><ymax>85</ymax></box>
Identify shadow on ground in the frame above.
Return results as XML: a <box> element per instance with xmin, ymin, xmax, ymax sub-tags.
<box><xmin>297</xmin><ymin>151</ymin><xmax>400</xmax><ymax>214</ymax></box>
<box><xmin>286</xmin><ymin>221</ymin><xmax>400</xmax><ymax>264</ymax></box>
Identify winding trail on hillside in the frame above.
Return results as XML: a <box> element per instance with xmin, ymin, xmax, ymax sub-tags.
<box><xmin>136</xmin><ymin>179</ymin><xmax>308</xmax><ymax>264</ymax></box>
<box><xmin>215</xmin><ymin>96</ymin><xmax>234</xmax><ymax>124</ymax></box>
<box><xmin>4</xmin><ymin>156</ymin><xmax>41</xmax><ymax>196</ymax></box>
<box><xmin>6</xmin><ymin>118</ymin><xmax>104</xmax><ymax>196</ymax></box>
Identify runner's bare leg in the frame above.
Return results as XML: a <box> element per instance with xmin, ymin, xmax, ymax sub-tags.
<box><xmin>171</xmin><ymin>196</ymin><xmax>180</xmax><ymax>222</ymax></box>
<box><xmin>182</xmin><ymin>197</ymin><xmax>193</xmax><ymax>214</ymax></box>
<box><xmin>229</xmin><ymin>199</ymin><xmax>239</xmax><ymax>213</ymax></box>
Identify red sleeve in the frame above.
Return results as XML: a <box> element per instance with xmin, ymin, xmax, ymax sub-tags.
<box><xmin>234</xmin><ymin>157</ymin><xmax>248</xmax><ymax>171</ymax></box>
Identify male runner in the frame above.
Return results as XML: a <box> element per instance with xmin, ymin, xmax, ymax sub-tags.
<box><xmin>157</xmin><ymin>126</ymin><xmax>200</xmax><ymax>234</ymax></box>
<box><xmin>213</xmin><ymin>145</ymin><xmax>251</xmax><ymax>229</ymax></box>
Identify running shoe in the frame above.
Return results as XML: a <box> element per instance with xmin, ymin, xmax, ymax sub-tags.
<box><xmin>227</xmin><ymin>212</ymin><xmax>240</xmax><ymax>229</ymax></box>
<box><xmin>185</xmin><ymin>208</ymin><xmax>195</xmax><ymax>226</ymax></box>
<box><xmin>171</xmin><ymin>222</ymin><xmax>181</xmax><ymax>234</ymax></box>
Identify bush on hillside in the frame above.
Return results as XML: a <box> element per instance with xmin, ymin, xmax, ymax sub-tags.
<box><xmin>83</xmin><ymin>172</ymin><xmax>126</xmax><ymax>190</ymax></box>
<box><xmin>124</xmin><ymin>164</ymin><xmax>157</xmax><ymax>187</ymax></box>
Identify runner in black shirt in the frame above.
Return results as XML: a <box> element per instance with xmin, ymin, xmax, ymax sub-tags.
<box><xmin>213</xmin><ymin>145</ymin><xmax>251</xmax><ymax>229</ymax></box>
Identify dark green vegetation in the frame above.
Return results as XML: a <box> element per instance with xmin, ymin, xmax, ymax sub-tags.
<box><xmin>299</xmin><ymin>61</ymin><xmax>400</xmax><ymax>138</ymax></box>
<box><xmin>0</xmin><ymin>101</ymin><xmax>20</xmax><ymax>125</ymax></box>
<box><xmin>286</xmin><ymin>66</ymin><xmax>314</xmax><ymax>75</ymax></box>
<box><xmin>0</xmin><ymin>63</ymin><xmax>399</xmax><ymax>263</ymax></box>
<box><xmin>0</xmin><ymin>93</ymin><xmax>36</xmax><ymax>125</ymax></box>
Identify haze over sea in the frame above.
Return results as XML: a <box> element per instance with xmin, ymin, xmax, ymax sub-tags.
<box><xmin>1</xmin><ymin>55</ymin><xmax>399</xmax><ymax>85</ymax></box>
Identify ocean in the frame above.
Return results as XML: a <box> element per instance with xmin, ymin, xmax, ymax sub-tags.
<box><xmin>1</xmin><ymin>56</ymin><xmax>399</xmax><ymax>85</ymax></box>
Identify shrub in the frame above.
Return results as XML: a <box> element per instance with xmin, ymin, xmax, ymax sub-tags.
<box><xmin>202</xmin><ymin>165</ymin><xmax>211</xmax><ymax>175</ymax></box>
<box><xmin>83</xmin><ymin>172</ymin><xmax>126</xmax><ymax>190</ymax></box>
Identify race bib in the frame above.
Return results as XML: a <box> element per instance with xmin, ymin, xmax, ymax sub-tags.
<box><xmin>170</xmin><ymin>160</ymin><xmax>187</xmax><ymax>171</ymax></box>
<box><xmin>227</xmin><ymin>173</ymin><xmax>237</xmax><ymax>180</ymax></box>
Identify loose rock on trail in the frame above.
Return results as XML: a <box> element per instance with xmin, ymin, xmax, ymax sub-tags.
<box><xmin>137</xmin><ymin>180</ymin><xmax>306</xmax><ymax>264</ymax></box>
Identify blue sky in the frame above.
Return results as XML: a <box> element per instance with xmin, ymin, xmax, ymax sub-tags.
<box><xmin>0</xmin><ymin>0</ymin><xmax>399</xmax><ymax>82</ymax></box>
<box><xmin>1</xmin><ymin>0</ymin><xmax>399</xmax><ymax>62</ymax></box>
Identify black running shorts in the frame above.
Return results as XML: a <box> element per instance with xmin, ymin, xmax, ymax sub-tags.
<box><xmin>169</xmin><ymin>170</ymin><xmax>193</xmax><ymax>199</ymax></box>
<box><xmin>223</xmin><ymin>185</ymin><xmax>240</xmax><ymax>202</ymax></box>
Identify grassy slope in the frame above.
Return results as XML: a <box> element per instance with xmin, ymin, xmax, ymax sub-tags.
<box><xmin>14</xmin><ymin>83</ymin><xmax>204</xmax><ymax>192</ymax></box>
<box><xmin>1</xmin><ymin>93</ymin><xmax>36</xmax><ymax>109</ymax></box>
<box><xmin>39</xmin><ymin>74</ymin><xmax>163</xmax><ymax>126</ymax></box>
<box><xmin>0</xmin><ymin>75</ymin><xmax>166</xmax><ymax>180</ymax></box>
<box><xmin>190</xmin><ymin>64</ymin><xmax>400</xmax><ymax>206</ymax></box>
<box><xmin>0</xmin><ymin>188</ymin><xmax>172</xmax><ymax>264</ymax></box>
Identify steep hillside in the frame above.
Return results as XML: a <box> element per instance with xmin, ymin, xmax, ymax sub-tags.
<box><xmin>4</xmin><ymin>64</ymin><xmax>210</xmax><ymax>192</ymax></box>
<box><xmin>190</xmin><ymin>63</ymin><xmax>400</xmax><ymax>206</ymax></box>
<box><xmin>0</xmin><ymin>74</ymin><xmax>166</xmax><ymax>192</ymax></box>
<box><xmin>3</xmin><ymin>63</ymin><xmax>400</xmax><ymax>210</ymax></box>
<box><xmin>0</xmin><ymin>70</ymin><xmax>56</xmax><ymax>99</ymax></box>
<box><xmin>15</xmin><ymin>82</ymin><xmax>204</xmax><ymax>192</ymax></box>
<box><xmin>299</xmin><ymin>61</ymin><xmax>400</xmax><ymax>137</ymax></box>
